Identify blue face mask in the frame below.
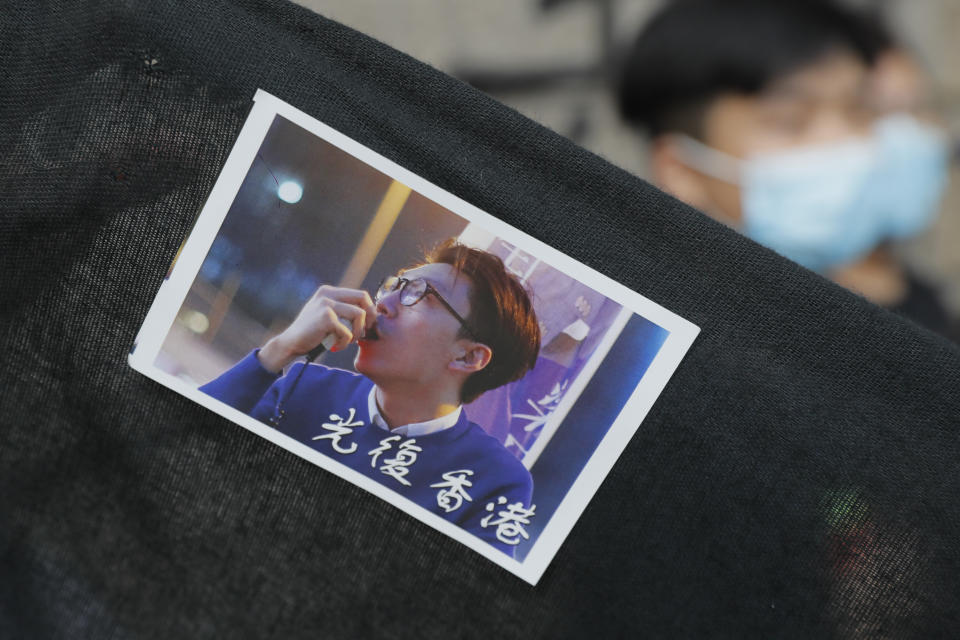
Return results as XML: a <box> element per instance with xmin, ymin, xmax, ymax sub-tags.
<box><xmin>865</xmin><ymin>114</ymin><xmax>950</xmax><ymax>239</ymax></box>
<box><xmin>675</xmin><ymin>120</ymin><xmax>950</xmax><ymax>273</ymax></box>
<box><xmin>740</xmin><ymin>139</ymin><xmax>881</xmax><ymax>272</ymax></box>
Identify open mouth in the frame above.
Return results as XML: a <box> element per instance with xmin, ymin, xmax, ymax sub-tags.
<box><xmin>360</xmin><ymin>322</ymin><xmax>380</xmax><ymax>341</ymax></box>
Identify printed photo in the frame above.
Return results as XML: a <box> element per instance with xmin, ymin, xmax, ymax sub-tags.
<box><xmin>129</xmin><ymin>91</ymin><xmax>699</xmax><ymax>584</ymax></box>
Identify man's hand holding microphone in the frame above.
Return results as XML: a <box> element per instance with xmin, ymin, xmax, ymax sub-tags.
<box><xmin>257</xmin><ymin>285</ymin><xmax>378</xmax><ymax>374</ymax></box>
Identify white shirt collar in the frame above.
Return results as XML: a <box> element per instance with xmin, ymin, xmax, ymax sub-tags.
<box><xmin>366</xmin><ymin>386</ymin><xmax>462</xmax><ymax>437</ymax></box>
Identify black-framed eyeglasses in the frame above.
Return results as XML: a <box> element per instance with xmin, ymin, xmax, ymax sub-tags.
<box><xmin>376</xmin><ymin>275</ymin><xmax>478</xmax><ymax>339</ymax></box>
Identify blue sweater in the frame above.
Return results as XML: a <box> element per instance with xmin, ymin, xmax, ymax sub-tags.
<box><xmin>199</xmin><ymin>351</ymin><xmax>534</xmax><ymax>556</ymax></box>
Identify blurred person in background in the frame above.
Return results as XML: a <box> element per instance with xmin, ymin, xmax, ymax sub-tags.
<box><xmin>617</xmin><ymin>0</ymin><xmax>956</xmax><ymax>340</ymax></box>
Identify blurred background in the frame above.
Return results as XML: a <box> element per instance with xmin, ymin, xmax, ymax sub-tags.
<box><xmin>295</xmin><ymin>0</ymin><xmax>960</xmax><ymax>326</ymax></box>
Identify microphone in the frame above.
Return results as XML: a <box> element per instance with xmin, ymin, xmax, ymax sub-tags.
<box><xmin>305</xmin><ymin>316</ymin><xmax>351</xmax><ymax>362</ymax></box>
<box><xmin>270</xmin><ymin>315</ymin><xmax>372</xmax><ymax>428</ymax></box>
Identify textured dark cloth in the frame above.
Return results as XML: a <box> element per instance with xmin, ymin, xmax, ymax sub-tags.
<box><xmin>892</xmin><ymin>270</ymin><xmax>960</xmax><ymax>343</ymax></box>
<box><xmin>2</xmin><ymin>2</ymin><xmax>959</xmax><ymax>638</ymax></box>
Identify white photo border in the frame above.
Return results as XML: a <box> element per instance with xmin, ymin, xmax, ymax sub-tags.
<box><xmin>128</xmin><ymin>90</ymin><xmax>700</xmax><ymax>585</ymax></box>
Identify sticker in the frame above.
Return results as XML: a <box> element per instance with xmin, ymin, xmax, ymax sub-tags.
<box><xmin>129</xmin><ymin>90</ymin><xmax>699</xmax><ymax>585</ymax></box>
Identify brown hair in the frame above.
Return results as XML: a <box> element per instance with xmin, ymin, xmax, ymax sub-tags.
<box><xmin>423</xmin><ymin>239</ymin><xmax>540</xmax><ymax>404</ymax></box>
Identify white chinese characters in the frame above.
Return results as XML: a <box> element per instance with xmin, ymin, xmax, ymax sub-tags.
<box><xmin>430</xmin><ymin>469</ymin><xmax>474</xmax><ymax>512</ymax></box>
<box><xmin>311</xmin><ymin>408</ymin><xmax>364</xmax><ymax>454</ymax></box>
<box><xmin>481</xmin><ymin>496</ymin><xmax>536</xmax><ymax>546</ymax></box>
<box><xmin>368</xmin><ymin>435</ymin><xmax>422</xmax><ymax>486</ymax></box>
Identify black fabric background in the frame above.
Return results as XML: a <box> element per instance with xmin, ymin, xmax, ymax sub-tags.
<box><xmin>2</xmin><ymin>1</ymin><xmax>958</xmax><ymax>637</ymax></box>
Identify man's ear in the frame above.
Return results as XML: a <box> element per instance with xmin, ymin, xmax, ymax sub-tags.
<box><xmin>450</xmin><ymin>342</ymin><xmax>493</xmax><ymax>374</ymax></box>
<box><xmin>651</xmin><ymin>134</ymin><xmax>717</xmax><ymax>212</ymax></box>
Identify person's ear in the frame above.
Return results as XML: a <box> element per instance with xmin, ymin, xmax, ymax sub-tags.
<box><xmin>651</xmin><ymin>134</ymin><xmax>719</xmax><ymax>212</ymax></box>
<box><xmin>450</xmin><ymin>342</ymin><xmax>492</xmax><ymax>374</ymax></box>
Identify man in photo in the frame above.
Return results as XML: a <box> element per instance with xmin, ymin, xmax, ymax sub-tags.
<box><xmin>200</xmin><ymin>239</ymin><xmax>541</xmax><ymax>555</ymax></box>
